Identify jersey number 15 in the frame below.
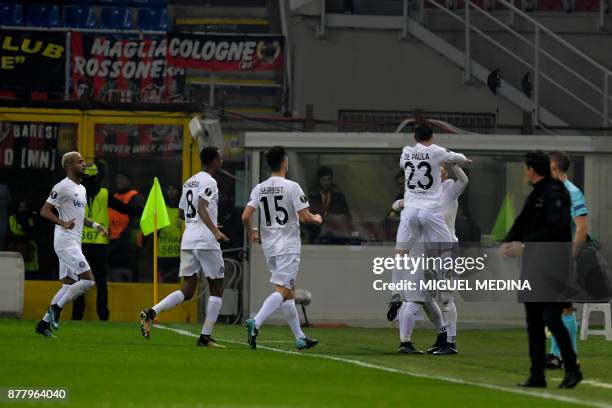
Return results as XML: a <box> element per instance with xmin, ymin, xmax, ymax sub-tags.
<box><xmin>260</xmin><ymin>196</ymin><xmax>288</xmax><ymax>226</ymax></box>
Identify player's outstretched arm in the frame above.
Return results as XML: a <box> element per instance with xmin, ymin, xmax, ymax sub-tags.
<box><xmin>241</xmin><ymin>205</ymin><xmax>259</xmax><ymax>243</ymax></box>
<box><xmin>84</xmin><ymin>217</ymin><xmax>108</xmax><ymax>237</ymax></box>
<box><xmin>442</xmin><ymin>149</ymin><xmax>471</xmax><ymax>165</ymax></box>
<box><xmin>40</xmin><ymin>202</ymin><xmax>74</xmax><ymax>230</ymax></box>
<box><xmin>297</xmin><ymin>208</ymin><xmax>323</xmax><ymax>225</ymax></box>
<box><xmin>449</xmin><ymin>165</ymin><xmax>469</xmax><ymax>197</ymax></box>
<box><xmin>198</xmin><ymin>199</ymin><xmax>229</xmax><ymax>242</ymax></box>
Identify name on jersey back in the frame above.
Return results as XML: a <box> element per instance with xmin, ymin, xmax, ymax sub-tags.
<box><xmin>404</xmin><ymin>152</ymin><xmax>430</xmax><ymax>161</ymax></box>
<box><xmin>184</xmin><ymin>180</ymin><xmax>199</xmax><ymax>188</ymax></box>
<box><xmin>260</xmin><ymin>186</ymin><xmax>284</xmax><ymax>195</ymax></box>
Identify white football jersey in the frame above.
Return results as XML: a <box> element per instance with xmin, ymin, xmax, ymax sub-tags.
<box><xmin>247</xmin><ymin>176</ymin><xmax>309</xmax><ymax>257</ymax></box>
<box><xmin>439</xmin><ymin>179</ymin><xmax>467</xmax><ymax>242</ymax></box>
<box><xmin>46</xmin><ymin>177</ymin><xmax>87</xmax><ymax>251</ymax></box>
<box><xmin>179</xmin><ymin>171</ymin><xmax>220</xmax><ymax>250</ymax></box>
<box><xmin>399</xmin><ymin>143</ymin><xmax>468</xmax><ymax>211</ymax></box>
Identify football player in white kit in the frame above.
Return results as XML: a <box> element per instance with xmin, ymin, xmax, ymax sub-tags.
<box><xmin>140</xmin><ymin>146</ymin><xmax>229</xmax><ymax>348</ymax></box>
<box><xmin>393</xmin><ymin>124</ymin><xmax>470</xmax><ymax>354</ymax></box>
<box><xmin>241</xmin><ymin>146</ymin><xmax>323</xmax><ymax>350</ymax></box>
<box><xmin>391</xmin><ymin>163</ymin><xmax>468</xmax><ymax>355</ymax></box>
<box><xmin>35</xmin><ymin>152</ymin><xmax>108</xmax><ymax>337</ymax></box>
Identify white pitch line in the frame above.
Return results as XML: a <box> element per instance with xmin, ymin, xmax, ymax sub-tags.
<box><xmin>156</xmin><ymin>325</ymin><xmax>611</xmax><ymax>408</ymax></box>
<box><xmin>552</xmin><ymin>378</ymin><xmax>612</xmax><ymax>390</ymax></box>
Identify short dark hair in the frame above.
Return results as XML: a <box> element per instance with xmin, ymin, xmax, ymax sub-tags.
<box><xmin>549</xmin><ymin>151</ymin><xmax>571</xmax><ymax>173</ymax></box>
<box><xmin>414</xmin><ymin>124</ymin><xmax>433</xmax><ymax>142</ymax></box>
<box><xmin>200</xmin><ymin>146</ymin><xmax>220</xmax><ymax>166</ymax></box>
<box><xmin>317</xmin><ymin>166</ymin><xmax>333</xmax><ymax>179</ymax></box>
<box><xmin>525</xmin><ymin>150</ymin><xmax>550</xmax><ymax>177</ymax></box>
<box><xmin>265</xmin><ymin>146</ymin><xmax>287</xmax><ymax>171</ymax></box>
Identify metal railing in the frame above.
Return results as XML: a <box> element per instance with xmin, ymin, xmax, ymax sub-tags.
<box><xmin>313</xmin><ymin>0</ymin><xmax>611</xmax><ymax>127</ymax></box>
<box><xmin>419</xmin><ymin>0</ymin><xmax>612</xmax><ymax>127</ymax></box>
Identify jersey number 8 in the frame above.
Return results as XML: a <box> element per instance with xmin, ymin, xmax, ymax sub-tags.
<box><xmin>185</xmin><ymin>190</ymin><xmax>197</xmax><ymax>219</ymax></box>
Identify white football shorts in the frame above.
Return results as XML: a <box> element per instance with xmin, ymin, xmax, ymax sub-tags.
<box><xmin>179</xmin><ymin>249</ymin><xmax>225</xmax><ymax>280</ymax></box>
<box><xmin>57</xmin><ymin>248</ymin><xmax>91</xmax><ymax>281</ymax></box>
<box><xmin>396</xmin><ymin>207</ymin><xmax>453</xmax><ymax>251</ymax></box>
<box><xmin>266</xmin><ymin>254</ymin><xmax>300</xmax><ymax>289</ymax></box>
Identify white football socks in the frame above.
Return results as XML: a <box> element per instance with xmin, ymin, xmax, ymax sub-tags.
<box><xmin>57</xmin><ymin>280</ymin><xmax>95</xmax><ymax>309</ymax></box>
<box><xmin>282</xmin><ymin>299</ymin><xmax>305</xmax><ymax>339</ymax></box>
<box><xmin>254</xmin><ymin>292</ymin><xmax>284</xmax><ymax>329</ymax></box>
<box><xmin>423</xmin><ymin>298</ymin><xmax>446</xmax><ymax>333</ymax></box>
<box><xmin>442</xmin><ymin>297</ymin><xmax>457</xmax><ymax>342</ymax></box>
<box><xmin>152</xmin><ymin>290</ymin><xmax>185</xmax><ymax>316</ymax></box>
<box><xmin>201</xmin><ymin>296</ymin><xmax>222</xmax><ymax>336</ymax></box>
<box><xmin>43</xmin><ymin>284</ymin><xmax>70</xmax><ymax>322</ymax></box>
<box><xmin>399</xmin><ymin>301</ymin><xmax>421</xmax><ymax>342</ymax></box>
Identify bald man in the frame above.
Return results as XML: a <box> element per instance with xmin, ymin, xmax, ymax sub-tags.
<box><xmin>35</xmin><ymin>152</ymin><xmax>108</xmax><ymax>337</ymax></box>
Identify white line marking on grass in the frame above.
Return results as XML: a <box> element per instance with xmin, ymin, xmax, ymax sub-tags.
<box><xmin>156</xmin><ymin>325</ymin><xmax>611</xmax><ymax>408</ymax></box>
<box><xmin>553</xmin><ymin>378</ymin><xmax>612</xmax><ymax>390</ymax></box>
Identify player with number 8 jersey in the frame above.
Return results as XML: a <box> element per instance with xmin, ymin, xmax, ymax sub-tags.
<box><xmin>139</xmin><ymin>147</ymin><xmax>228</xmax><ymax>348</ymax></box>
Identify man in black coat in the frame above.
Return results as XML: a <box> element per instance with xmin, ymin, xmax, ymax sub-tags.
<box><xmin>500</xmin><ymin>151</ymin><xmax>582</xmax><ymax>389</ymax></box>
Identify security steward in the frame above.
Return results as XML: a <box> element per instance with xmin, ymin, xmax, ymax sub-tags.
<box><xmin>72</xmin><ymin>161</ymin><xmax>142</xmax><ymax>321</ymax></box>
<box><xmin>500</xmin><ymin>151</ymin><xmax>583</xmax><ymax>389</ymax></box>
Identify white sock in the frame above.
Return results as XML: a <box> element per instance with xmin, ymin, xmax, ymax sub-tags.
<box><xmin>152</xmin><ymin>290</ymin><xmax>185</xmax><ymax>316</ymax></box>
<box><xmin>423</xmin><ymin>298</ymin><xmax>446</xmax><ymax>333</ymax></box>
<box><xmin>57</xmin><ymin>280</ymin><xmax>95</xmax><ymax>309</ymax></box>
<box><xmin>442</xmin><ymin>297</ymin><xmax>457</xmax><ymax>342</ymax></box>
<box><xmin>43</xmin><ymin>284</ymin><xmax>70</xmax><ymax>322</ymax></box>
<box><xmin>254</xmin><ymin>292</ymin><xmax>284</xmax><ymax>329</ymax></box>
<box><xmin>282</xmin><ymin>299</ymin><xmax>305</xmax><ymax>339</ymax></box>
<box><xmin>399</xmin><ymin>302</ymin><xmax>421</xmax><ymax>342</ymax></box>
<box><xmin>201</xmin><ymin>296</ymin><xmax>222</xmax><ymax>336</ymax></box>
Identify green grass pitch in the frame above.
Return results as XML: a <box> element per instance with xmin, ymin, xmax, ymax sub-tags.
<box><xmin>0</xmin><ymin>319</ymin><xmax>610</xmax><ymax>407</ymax></box>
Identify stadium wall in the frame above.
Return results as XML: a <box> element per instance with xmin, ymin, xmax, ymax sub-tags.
<box><xmin>288</xmin><ymin>18</ymin><xmax>525</xmax><ymax>123</ymax></box>
<box><xmin>22</xmin><ymin>281</ymin><xmax>198</xmax><ymax>323</ymax></box>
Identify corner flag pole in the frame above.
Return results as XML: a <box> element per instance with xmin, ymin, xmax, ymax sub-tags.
<box><xmin>153</xmin><ymin>195</ymin><xmax>158</xmax><ymax>308</ymax></box>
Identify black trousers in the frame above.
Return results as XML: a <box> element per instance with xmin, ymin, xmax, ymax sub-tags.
<box><xmin>524</xmin><ymin>302</ymin><xmax>578</xmax><ymax>378</ymax></box>
<box><xmin>72</xmin><ymin>244</ymin><xmax>109</xmax><ymax>321</ymax></box>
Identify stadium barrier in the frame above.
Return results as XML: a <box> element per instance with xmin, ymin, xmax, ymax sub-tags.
<box><xmin>22</xmin><ymin>280</ymin><xmax>198</xmax><ymax>323</ymax></box>
<box><xmin>0</xmin><ymin>252</ymin><xmax>24</xmax><ymax>317</ymax></box>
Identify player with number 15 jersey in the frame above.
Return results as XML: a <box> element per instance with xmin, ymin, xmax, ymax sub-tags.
<box><xmin>242</xmin><ymin>146</ymin><xmax>322</xmax><ymax>351</ymax></box>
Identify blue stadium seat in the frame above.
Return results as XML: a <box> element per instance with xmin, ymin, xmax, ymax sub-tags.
<box><xmin>26</xmin><ymin>4</ymin><xmax>60</xmax><ymax>27</ymax></box>
<box><xmin>64</xmin><ymin>6</ymin><xmax>96</xmax><ymax>28</ymax></box>
<box><xmin>131</xmin><ymin>0</ymin><xmax>168</xmax><ymax>6</ymax></box>
<box><xmin>137</xmin><ymin>8</ymin><xmax>168</xmax><ymax>30</ymax></box>
<box><xmin>100</xmin><ymin>7</ymin><xmax>133</xmax><ymax>29</ymax></box>
<box><xmin>0</xmin><ymin>3</ymin><xmax>23</xmax><ymax>26</ymax></box>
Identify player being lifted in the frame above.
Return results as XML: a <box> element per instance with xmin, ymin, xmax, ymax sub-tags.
<box><xmin>390</xmin><ymin>163</ymin><xmax>468</xmax><ymax>355</ymax></box>
<box><xmin>392</xmin><ymin>124</ymin><xmax>470</xmax><ymax>354</ymax></box>
<box><xmin>35</xmin><ymin>152</ymin><xmax>108</xmax><ymax>337</ymax></box>
<box><xmin>241</xmin><ymin>146</ymin><xmax>322</xmax><ymax>350</ymax></box>
<box><xmin>140</xmin><ymin>147</ymin><xmax>229</xmax><ymax>348</ymax></box>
